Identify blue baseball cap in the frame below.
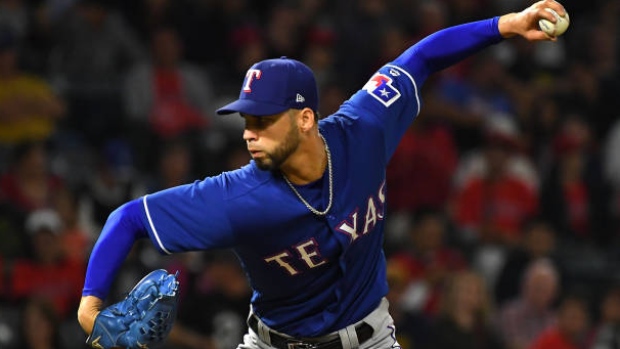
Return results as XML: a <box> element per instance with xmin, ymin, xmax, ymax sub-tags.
<box><xmin>216</xmin><ymin>57</ymin><xmax>318</xmax><ymax>116</ymax></box>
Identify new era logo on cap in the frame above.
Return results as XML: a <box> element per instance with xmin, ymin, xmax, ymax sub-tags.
<box><xmin>216</xmin><ymin>57</ymin><xmax>318</xmax><ymax>116</ymax></box>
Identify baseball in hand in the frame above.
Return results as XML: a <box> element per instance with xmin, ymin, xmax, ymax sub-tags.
<box><xmin>538</xmin><ymin>8</ymin><xmax>570</xmax><ymax>37</ymax></box>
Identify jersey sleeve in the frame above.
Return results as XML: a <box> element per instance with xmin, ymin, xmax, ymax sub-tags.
<box><xmin>141</xmin><ymin>176</ymin><xmax>235</xmax><ymax>254</ymax></box>
<box><xmin>339</xmin><ymin>64</ymin><xmax>422</xmax><ymax>160</ymax></box>
<box><xmin>338</xmin><ymin>17</ymin><xmax>503</xmax><ymax>161</ymax></box>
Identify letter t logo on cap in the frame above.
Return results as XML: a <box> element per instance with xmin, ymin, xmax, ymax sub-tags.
<box><xmin>243</xmin><ymin>69</ymin><xmax>262</xmax><ymax>93</ymax></box>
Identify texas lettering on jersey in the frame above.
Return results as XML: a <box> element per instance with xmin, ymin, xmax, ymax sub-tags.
<box><xmin>262</xmin><ymin>181</ymin><xmax>386</xmax><ymax>275</ymax></box>
<box><xmin>336</xmin><ymin>181</ymin><xmax>386</xmax><ymax>242</ymax></box>
<box><xmin>263</xmin><ymin>238</ymin><xmax>327</xmax><ymax>276</ymax></box>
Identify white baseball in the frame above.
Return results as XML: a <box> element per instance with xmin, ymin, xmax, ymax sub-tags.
<box><xmin>538</xmin><ymin>8</ymin><xmax>570</xmax><ymax>37</ymax></box>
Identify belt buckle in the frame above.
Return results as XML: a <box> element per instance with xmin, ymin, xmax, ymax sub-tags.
<box><xmin>287</xmin><ymin>341</ymin><xmax>318</xmax><ymax>349</ymax></box>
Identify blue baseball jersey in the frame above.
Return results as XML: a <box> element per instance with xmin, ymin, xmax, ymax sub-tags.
<box><xmin>75</xmin><ymin>17</ymin><xmax>506</xmax><ymax>339</ymax></box>
<box><xmin>139</xmin><ymin>63</ymin><xmax>422</xmax><ymax>337</ymax></box>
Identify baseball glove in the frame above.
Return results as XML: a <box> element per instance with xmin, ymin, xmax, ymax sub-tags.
<box><xmin>86</xmin><ymin>269</ymin><xmax>180</xmax><ymax>349</ymax></box>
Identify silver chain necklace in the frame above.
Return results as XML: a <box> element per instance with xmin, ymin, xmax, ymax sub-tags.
<box><xmin>282</xmin><ymin>134</ymin><xmax>333</xmax><ymax>216</ymax></box>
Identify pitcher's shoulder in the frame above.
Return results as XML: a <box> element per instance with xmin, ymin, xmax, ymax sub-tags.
<box><xmin>213</xmin><ymin>161</ymin><xmax>276</xmax><ymax>200</ymax></box>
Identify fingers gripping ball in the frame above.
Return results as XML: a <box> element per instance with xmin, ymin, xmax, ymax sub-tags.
<box><xmin>87</xmin><ymin>269</ymin><xmax>180</xmax><ymax>349</ymax></box>
<box><xmin>538</xmin><ymin>8</ymin><xmax>570</xmax><ymax>37</ymax></box>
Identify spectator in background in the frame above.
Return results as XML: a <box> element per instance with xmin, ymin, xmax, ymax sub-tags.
<box><xmin>588</xmin><ymin>286</ymin><xmax>620</xmax><ymax>349</ymax></box>
<box><xmin>554</xmin><ymin>56</ymin><xmax>618</xmax><ymax>145</ymax></box>
<box><xmin>303</xmin><ymin>25</ymin><xmax>337</xmax><ymax>88</ymax></box>
<box><xmin>50</xmin><ymin>0</ymin><xmax>144</xmax><ymax>144</ymax></box>
<box><xmin>264</xmin><ymin>3</ymin><xmax>303</xmax><ymax>59</ymax></box>
<box><xmin>497</xmin><ymin>259</ymin><xmax>559</xmax><ymax>349</ymax></box>
<box><xmin>142</xmin><ymin>139</ymin><xmax>194</xmax><ymax>194</ymax></box>
<box><xmin>495</xmin><ymin>220</ymin><xmax>559</xmax><ymax>305</ymax></box>
<box><xmin>408</xmin><ymin>0</ymin><xmax>449</xmax><ymax>40</ymax></box>
<box><xmin>434</xmin><ymin>52</ymin><xmax>520</xmax><ymax>153</ymax></box>
<box><xmin>8</xmin><ymin>209</ymin><xmax>84</xmax><ymax>319</ymax></box>
<box><xmin>169</xmin><ymin>250</ymin><xmax>252</xmax><ymax>349</ymax></box>
<box><xmin>20</xmin><ymin>298</ymin><xmax>61</xmax><ymax>349</ymax></box>
<box><xmin>523</xmin><ymin>96</ymin><xmax>562</xmax><ymax>176</ymax></box>
<box><xmin>451</xmin><ymin>118</ymin><xmax>538</xmax><ymax>247</ymax></box>
<box><xmin>386</xmin><ymin>258</ymin><xmax>425</xmax><ymax>349</ymax></box>
<box><xmin>79</xmin><ymin>139</ymin><xmax>140</xmax><ymax>231</ymax></box>
<box><xmin>229</xmin><ymin>25</ymin><xmax>266</xmax><ymax>82</ymax></box>
<box><xmin>388</xmin><ymin>209</ymin><xmax>467</xmax><ymax>318</ymax></box>
<box><xmin>123</xmin><ymin>26</ymin><xmax>213</xmax><ymax>171</ymax></box>
<box><xmin>387</xmin><ymin>209</ymin><xmax>467</xmax><ymax>349</ymax></box>
<box><xmin>386</xmin><ymin>109</ymin><xmax>458</xmax><ymax>214</ymax></box>
<box><xmin>565</xmin><ymin>5</ymin><xmax>620</xmax><ymax>142</ymax></box>
<box><xmin>0</xmin><ymin>141</ymin><xmax>63</xmax><ymax>214</ymax></box>
<box><xmin>187</xmin><ymin>0</ymin><xmax>257</xmax><ymax>71</ymax></box>
<box><xmin>163</xmin><ymin>253</ymin><xmax>215</xmax><ymax>349</ymax></box>
<box><xmin>0</xmin><ymin>27</ymin><xmax>65</xmax><ymax>146</ymax></box>
<box><xmin>529</xmin><ymin>295</ymin><xmax>590</xmax><ymax>349</ymax></box>
<box><xmin>335</xmin><ymin>0</ymin><xmax>389</xmax><ymax>92</ymax></box>
<box><xmin>0</xmin><ymin>141</ymin><xmax>63</xmax><ymax>259</ymax></box>
<box><xmin>213</xmin><ymin>24</ymin><xmax>266</xmax><ymax>101</ymax></box>
<box><xmin>118</xmin><ymin>0</ymin><xmax>187</xmax><ymax>44</ymax></box>
<box><xmin>373</xmin><ymin>24</ymin><xmax>412</xmax><ymax>72</ymax></box>
<box><xmin>417</xmin><ymin>73</ymin><xmax>486</xmax><ymax>155</ymax></box>
<box><xmin>453</xmin><ymin>113</ymin><xmax>539</xmax><ymax>193</ymax></box>
<box><xmin>53</xmin><ymin>188</ymin><xmax>91</xmax><ymax>264</ymax></box>
<box><xmin>540</xmin><ymin>116</ymin><xmax>612</xmax><ymax>245</ymax></box>
<box><xmin>51</xmin><ymin>0</ymin><xmax>144</xmax><ymax>87</ymax></box>
<box><xmin>450</xmin><ymin>117</ymin><xmax>538</xmax><ymax>293</ymax></box>
<box><xmin>430</xmin><ymin>270</ymin><xmax>505</xmax><ymax>349</ymax></box>
<box><xmin>124</xmin><ymin>26</ymin><xmax>213</xmax><ymax>139</ymax></box>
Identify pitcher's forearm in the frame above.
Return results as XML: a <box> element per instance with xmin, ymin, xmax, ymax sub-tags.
<box><xmin>78</xmin><ymin>295</ymin><xmax>103</xmax><ymax>334</ymax></box>
<box><xmin>392</xmin><ymin>17</ymin><xmax>502</xmax><ymax>83</ymax></box>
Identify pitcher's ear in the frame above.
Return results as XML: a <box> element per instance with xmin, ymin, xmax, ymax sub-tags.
<box><xmin>298</xmin><ymin>108</ymin><xmax>316</xmax><ymax>132</ymax></box>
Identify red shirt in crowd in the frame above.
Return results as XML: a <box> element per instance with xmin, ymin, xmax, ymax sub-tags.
<box><xmin>9</xmin><ymin>258</ymin><xmax>85</xmax><ymax>318</ymax></box>
<box><xmin>149</xmin><ymin>69</ymin><xmax>207</xmax><ymax>139</ymax></box>
<box><xmin>529</xmin><ymin>328</ymin><xmax>581</xmax><ymax>349</ymax></box>
<box><xmin>387</xmin><ymin>124</ymin><xmax>458</xmax><ymax>212</ymax></box>
<box><xmin>563</xmin><ymin>181</ymin><xmax>589</xmax><ymax>237</ymax></box>
<box><xmin>0</xmin><ymin>173</ymin><xmax>63</xmax><ymax>213</ymax></box>
<box><xmin>389</xmin><ymin>248</ymin><xmax>467</xmax><ymax>316</ymax></box>
<box><xmin>452</xmin><ymin>176</ymin><xmax>538</xmax><ymax>241</ymax></box>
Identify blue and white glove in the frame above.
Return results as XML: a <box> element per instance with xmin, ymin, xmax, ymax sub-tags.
<box><xmin>86</xmin><ymin>269</ymin><xmax>180</xmax><ymax>349</ymax></box>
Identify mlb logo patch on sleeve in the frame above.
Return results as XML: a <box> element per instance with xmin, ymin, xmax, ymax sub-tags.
<box><xmin>362</xmin><ymin>73</ymin><xmax>401</xmax><ymax>107</ymax></box>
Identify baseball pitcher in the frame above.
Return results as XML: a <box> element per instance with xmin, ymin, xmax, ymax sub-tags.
<box><xmin>78</xmin><ymin>1</ymin><xmax>568</xmax><ymax>348</ymax></box>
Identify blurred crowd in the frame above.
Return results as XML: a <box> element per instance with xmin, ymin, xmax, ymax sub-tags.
<box><xmin>0</xmin><ymin>0</ymin><xmax>618</xmax><ymax>348</ymax></box>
